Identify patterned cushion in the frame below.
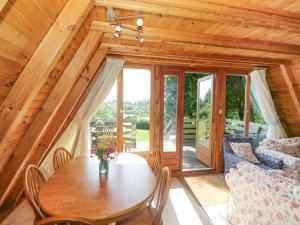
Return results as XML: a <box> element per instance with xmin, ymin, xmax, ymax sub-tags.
<box><xmin>256</xmin><ymin>147</ymin><xmax>300</xmax><ymax>180</ymax></box>
<box><xmin>260</xmin><ymin>139</ymin><xmax>284</xmax><ymax>151</ymax></box>
<box><xmin>261</xmin><ymin>139</ymin><xmax>300</xmax><ymax>158</ymax></box>
<box><xmin>278</xmin><ymin>138</ymin><xmax>300</xmax><ymax>158</ymax></box>
<box><xmin>267</xmin><ymin>169</ymin><xmax>289</xmax><ymax>178</ymax></box>
<box><xmin>278</xmin><ymin>137</ymin><xmax>300</xmax><ymax>145</ymax></box>
<box><xmin>229</xmin><ymin>142</ymin><xmax>260</xmax><ymax>164</ymax></box>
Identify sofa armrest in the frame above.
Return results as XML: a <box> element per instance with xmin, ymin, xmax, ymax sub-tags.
<box><xmin>224</xmin><ymin>167</ymin><xmax>238</xmax><ymax>187</ymax></box>
<box><xmin>224</xmin><ymin>150</ymin><xmax>245</xmax><ymax>164</ymax></box>
<box><xmin>255</xmin><ymin>151</ymin><xmax>283</xmax><ymax>170</ymax></box>
<box><xmin>224</xmin><ymin>150</ymin><xmax>246</xmax><ymax>176</ymax></box>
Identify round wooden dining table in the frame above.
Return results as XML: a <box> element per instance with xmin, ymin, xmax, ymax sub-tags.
<box><xmin>38</xmin><ymin>153</ymin><xmax>156</xmax><ymax>224</ymax></box>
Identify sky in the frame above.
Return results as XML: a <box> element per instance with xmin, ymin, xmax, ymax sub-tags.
<box><xmin>105</xmin><ymin>68</ymin><xmax>151</xmax><ymax>102</ymax></box>
<box><xmin>199</xmin><ymin>78</ymin><xmax>212</xmax><ymax>100</ymax></box>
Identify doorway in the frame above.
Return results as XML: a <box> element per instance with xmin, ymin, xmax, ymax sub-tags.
<box><xmin>182</xmin><ymin>73</ymin><xmax>214</xmax><ymax>171</ymax></box>
<box><xmin>159</xmin><ymin>68</ymin><xmax>215</xmax><ymax>172</ymax></box>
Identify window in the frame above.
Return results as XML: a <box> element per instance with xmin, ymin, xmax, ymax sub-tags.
<box><xmin>123</xmin><ymin>68</ymin><xmax>151</xmax><ymax>152</ymax></box>
<box><xmin>90</xmin><ymin>81</ymin><xmax>117</xmax><ymax>154</ymax></box>
<box><xmin>163</xmin><ymin>75</ymin><xmax>178</xmax><ymax>152</ymax></box>
<box><xmin>224</xmin><ymin>75</ymin><xmax>246</xmax><ymax>136</ymax></box>
<box><xmin>249</xmin><ymin>82</ymin><xmax>268</xmax><ymax>147</ymax></box>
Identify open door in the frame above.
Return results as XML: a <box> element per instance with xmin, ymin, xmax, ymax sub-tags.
<box><xmin>195</xmin><ymin>75</ymin><xmax>214</xmax><ymax>167</ymax></box>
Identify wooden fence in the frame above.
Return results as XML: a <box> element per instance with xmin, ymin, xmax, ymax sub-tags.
<box><xmin>91</xmin><ymin>117</ymin><xmax>268</xmax><ymax>148</ymax></box>
<box><xmin>183</xmin><ymin>117</ymin><xmax>268</xmax><ymax>144</ymax></box>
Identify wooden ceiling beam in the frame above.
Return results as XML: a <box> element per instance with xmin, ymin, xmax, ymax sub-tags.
<box><xmin>105</xmin><ymin>49</ymin><xmax>265</xmax><ymax>69</ymax></box>
<box><xmin>92</xmin><ymin>21</ymin><xmax>300</xmax><ymax>55</ymax></box>
<box><xmin>0</xmin><ymin>0</ymin><xmax>94</xmax><ymax>170</ymax></box>
<box><xmin>109</xmin><ymin>53</ymin><xmax>255</xmax><ymax>70</ymax></box>
<box><xmin>280</xmin><ymin>64</ymin><xmax>300</xmax><ymax>117</ymax></box>
<box><xmin>0</xmin><ymin>30</ymin><xmax>103</xmax><ymax>208</ymax></box>
<box><xmin>95</xmin><ymin>0</ymin><xmax>300</xmax><ymax>34</ymax></box>
<box><xmin>100</xmin><ymin>39</ymin><xmax>290</xmax><ymax>65</ymax></box>
<box><xmin>0</xmin><ymin>0</ymin><xmax>9</xmax><ymax>14</ymax></box>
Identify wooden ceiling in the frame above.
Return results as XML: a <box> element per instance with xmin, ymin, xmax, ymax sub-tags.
<box><xmin>93</xmin><ymin>0</ymin><xmax>300</xmax><ymax>67</ymax></box>
<box><xmin>0</xmin><ymin>0</ymin><xmax>300</xmax><ymax>211</ymax></box>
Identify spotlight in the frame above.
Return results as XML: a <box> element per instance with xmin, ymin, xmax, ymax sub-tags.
<box><xmin>136</xmin><ymin>18</ymin><xmax>143</xmax><ymax>27</ymax></box>
<box><xmin>136</xmin><ymin>33</ymin><xmax>144</xmax><ymax>43</ymax></box>
<box><xmin>115</xmin><ymin>24</ymin><xmax>121</xmax><ymax>32</ymax></box>
<box><xmin>114</xmin><ymin>31</ymin><xmax>121</xmax><ymax>38</ymax></box>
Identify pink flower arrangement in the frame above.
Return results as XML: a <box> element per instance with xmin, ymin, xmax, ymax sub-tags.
<box><xmin>96</xmin><ymin>144</ymin><xmax>115</xmax><ymax>161</ymax></box>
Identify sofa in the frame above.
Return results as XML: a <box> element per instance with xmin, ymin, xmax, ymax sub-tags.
<box><xmin>225</xmin><ymin>162</ymin><xmax>300</xmax><ymax>225</ymax></box>
<box><xmin>223</xmin><ymin>137</ymin><xmax>283</xmax><ymax>176</ymax></box>
<box><xmin>256</xmin><ymin>138</ymin><xmax>300</xmax><ymax>180</ymax></box>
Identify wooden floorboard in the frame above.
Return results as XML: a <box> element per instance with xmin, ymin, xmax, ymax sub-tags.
<box><xmin>0</xmin><ymin>198</ymin><xmax>34</xmax><ymax>225</ymax></box>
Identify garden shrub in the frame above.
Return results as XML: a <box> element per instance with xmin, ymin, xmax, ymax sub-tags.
<box><xmin>136</xmin><ymin>117</ymin><xmax>150</xmax><ymax>130</ymax></box>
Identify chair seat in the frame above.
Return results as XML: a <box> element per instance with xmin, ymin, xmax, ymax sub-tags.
<box><xmin>117</xmin><ymin>206</ymin><xmax>157</xmax><ymax>225</ymax></box>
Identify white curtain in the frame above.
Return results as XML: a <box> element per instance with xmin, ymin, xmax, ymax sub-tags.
<box><xmin>73</xmin><ymin>58</ymin><xmax>124</xmax><ymax>156</ymax></box>
<box><xmin>250</xmin><ymin>69</ymin><xmax>287</xmax><ymax>139</ymax></box>
<box><xmin>40</xmin><ymin>123</ymin><xmax>79</xmax><ymax>178</ymax></box>
<box><xmin>40</xmin><ymin>58</ymin><xmax>124</xmax><ymax>176</ymax></box>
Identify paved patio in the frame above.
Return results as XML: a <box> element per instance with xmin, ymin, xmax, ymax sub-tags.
<box><xmin>128</xmin><ymin>141</ymin><xmax>208</xmax><ymax>171</ymax></box>
<box><xmin>182</xmin><ymin>145</ymin><xmax>207</xmax><ymax>171</ymax></box>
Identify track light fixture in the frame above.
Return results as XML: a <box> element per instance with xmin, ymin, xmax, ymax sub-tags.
<box><xmin>136</xmin><ymin>33</ymin><xmax>144</xmax><ymax>43</ymax></box>
<box><xmin>136</xmin><ymin>18</ymin><xmax>143</xmax><ymax>27</ymax></box>
<box><xmin>107</xmin><ymin>8</ymin><xmax>144</xmax><ymax>42</ymax></box>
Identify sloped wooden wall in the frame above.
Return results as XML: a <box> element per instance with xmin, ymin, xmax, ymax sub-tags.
<box><xmin>0</xmin><ymin>0</ymin><xmax>107</xmax><ymax>209</ymax></box>
<box><xmin>0</xmin><ymin>0</ymin><xmax>68</xmax><ymax>172</ymax></box>
<box><xmin>267</xmin><ymin>60</ymin><xmax>300</xmax><ymax>136</ymax></box>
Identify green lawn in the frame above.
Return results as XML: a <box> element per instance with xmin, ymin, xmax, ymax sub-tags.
<box><xmin>136</xmin><ymin>129</ymin><xmax>149</xmax><ymax>142</ymax></box>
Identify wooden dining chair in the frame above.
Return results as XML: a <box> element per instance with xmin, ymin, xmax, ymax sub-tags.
<box><xmin>148</xmin><ymin>150</ymin><xmax>162</xmax><ymax>176</ymax></box>
<box><xmin>34</xmin><ymin>216</ymin><xmax>98</xmax><ymax>225</ymax></box>
<box><xmin>23</xmin><ymin>164</ymin><xmax>47</xmax><ymax>221</ymax></box>
<box><xmin>53</xmin><ymin>148</ymin><xmax>72</xmax><ymax>170</ymax></box>
<box><xmin>117</xmin><ymin>166</ymin><xmax>172</xmax><ymax>225</ymax></box>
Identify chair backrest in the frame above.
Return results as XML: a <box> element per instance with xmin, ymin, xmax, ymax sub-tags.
<box><xmin>151</xmin><ymin>166</ymin><xmax>172</xmax><ymax>225</ymax></box>
<box><xmin>34</xmin><ymin>216</ymin><xmax>98</xmax><ymax>225</ymax></box>
<box><xmin>148</xmin><ymin>150</ymin><xmax>162</xmax><ymax>176</ymax></box>
<box><xmin>23</xmin><ymin>164</ymin><xmax>46</xmax><ymax>220</ymax></box>
<box><xmin>53</xmin><ymin>148</ymin><xmax>72</xmax><ymax>170</ymax></box>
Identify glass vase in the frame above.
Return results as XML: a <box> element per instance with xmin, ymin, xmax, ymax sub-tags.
<box><xmin>99</xmin><ymin>158</ymin><xmax>109</xmax><ymax>174</ymax></box>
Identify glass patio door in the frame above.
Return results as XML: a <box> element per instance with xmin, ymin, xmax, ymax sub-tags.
<box><xmin>122</xmin><ymin>68</ymin><xmax>152</xmax><ymax>152</ymax></box>
<box><xmin>160</xmin><ymin>70</ymin><xmax>184</xmax><ymax>171</ymax></box>
<box><xmin>90</xmin><ymin>66</ymin><xmax>153</xmax><ymax>157</ymax></box>
<box><xmin>195</xmin><ymin>75</ymin><xmax>214</xmax><ymax>167</ymax></box>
